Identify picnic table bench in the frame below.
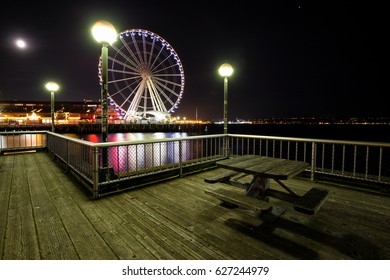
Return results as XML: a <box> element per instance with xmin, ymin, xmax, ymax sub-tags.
<box><xmin>204</xmin><ymin>155</ymin><xmax>330</xmax><ymax>219</ymax></box>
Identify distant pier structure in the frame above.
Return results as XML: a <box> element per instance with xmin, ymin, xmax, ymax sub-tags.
<box><xmin>0</xmin><ymin>123</ymin><xmax>208</xmax><ymax>134</ymax></box>
<box><xmin>0</xmin><ymin>99</ymin><xmax>210</xmax><ymax>134</ymax></box>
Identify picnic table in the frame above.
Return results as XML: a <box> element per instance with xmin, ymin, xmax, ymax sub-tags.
<box><xmin>204</xmin><ymin>155</ymin><xmax>330</xmax><ymax>220</ymax></box>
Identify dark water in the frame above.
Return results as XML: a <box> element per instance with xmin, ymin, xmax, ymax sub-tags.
<box><xmin>63</xmin><ymin>124</ymin><xmax>389</xmax><ymax>143</ymax></box>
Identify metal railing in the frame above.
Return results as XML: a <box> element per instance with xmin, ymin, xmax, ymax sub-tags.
<box><xmin>46</xmin><ymin>132</ymin><xmax>226</xmax><ymax>198</ymax></box>
<box><xmin>1</xmin><ymin>131</ymin><xmax>389</xmax><ymax>198</ymax></box>
<box><xmin>229</xmin><ymin>134</ymin><xmax>390</xmax><ymax>188</ymax></box>
<box><xmin>0</xmin><ymin>131</ymin><xmax>47</xmax><ymax>153</ymax></box>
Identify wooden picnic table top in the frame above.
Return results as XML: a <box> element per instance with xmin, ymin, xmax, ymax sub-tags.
<box><xmin>216</xmin><ymin>155</ymin><xmax>310</xmax><ymax>180</ymax></box>
<box><xmin>211</xmin><ymin>156</ymin><xmax>329</xmax><ymax>215</ymax></box>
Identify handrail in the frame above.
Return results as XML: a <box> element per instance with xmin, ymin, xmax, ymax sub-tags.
<box><xmin>45</xmin><ymin>131</ymin><xmax>227</xmax><ymax>148</ymax></box>
<box><xmin>229</xmin><ymin>133</ymin><xmax>390</xmax><ymax>147</ymax></box>
<box><xmin>2</xmin><ymin>131</ymin><xmax>389</xmax><ymax>198</ymax></box>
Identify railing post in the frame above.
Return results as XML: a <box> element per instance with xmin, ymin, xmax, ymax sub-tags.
<box><xmin>378</xmin><ymin>147</ymin><xmax>383</xmax><ymax>182</ymax></box>
<box><xmin>311</xmin><ymin>142</ymin><xmax>316</xmax><ymax>181</ymax></box>
<box><xmin>179</xmin><ymin>139</ymin><xmax>183</xmax><ymax>177</ymax></box>
<box><xmin>65</xmin><ymin>139</ymin><xmax>70</xmax><ymax>173</ymax></box>
<box><xmin>92</xmin><ymin>146</ymin><xmax>100</xmax><ymax>199</ymax></box>
<box><xmin>223</xmin><ymin>135</ymin><xmax>230</xmax><ymax>157</ymax></box>
<box><xmin>52</xmin><ymin>133</ymin><xmax>55</xmax><ymax>154</ymax></box>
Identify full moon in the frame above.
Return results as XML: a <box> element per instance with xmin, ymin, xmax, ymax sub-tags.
<box><xmin>15</xmin><ymin>39</ymin><xmax>27</xmax><ymax>49</ymax></box>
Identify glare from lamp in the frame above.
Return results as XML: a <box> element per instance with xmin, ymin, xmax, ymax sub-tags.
<box><xmin>45</xmin><ymin>81</ymin><xmax>59</xmax><ymax>92</ymax></box>
<box><xmin>92</xmin><ymin>20</ymin><xmax>117</xmax><ymax>45</ymax></box>
<box><xmin>218</xmin><ymin>63</ymin><xmax>233</xmax><ymax>78</ymax></box>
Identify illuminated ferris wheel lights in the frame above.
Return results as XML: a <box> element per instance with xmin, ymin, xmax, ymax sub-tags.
<box><xmin>104</xmin><ymin>28</ymin><xmax>185</xmax><ymax>121</ymax></box>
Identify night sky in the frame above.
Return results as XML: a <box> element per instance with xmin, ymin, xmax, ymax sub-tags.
<box><xmin>0</xmin><ymin>1</ymin><xmax>386</xmax><ymax>120</ymax></box>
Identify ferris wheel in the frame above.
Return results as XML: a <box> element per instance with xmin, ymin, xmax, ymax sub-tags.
<box><xmin>101</xmin><ymin>29</ymin><xmax>185</xmax><ymax>121</ymax></box>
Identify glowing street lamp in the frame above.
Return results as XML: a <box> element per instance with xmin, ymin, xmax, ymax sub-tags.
<box><xmin>92</xmin><ymin>20</ymin><xmax>117</xmax><ymax>169</ymax></box>
<box><xmin>218</xmin><ymin>63</ymin><xmax>233</xmax><ymax>135</ymax></box>
<box><xmin>45</xmin><ymin>81</ymin><xmax>60</xmax><ymax>132</ymax></box>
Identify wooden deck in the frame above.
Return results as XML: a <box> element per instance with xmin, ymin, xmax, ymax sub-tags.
<box><xmin>1</xmin><ymin>151</ymin><xmax>389</xmax><ymax>260</ymax></box>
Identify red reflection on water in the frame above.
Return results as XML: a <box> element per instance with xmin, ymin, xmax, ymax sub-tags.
<box><xmin>88</xmin><ymin>134</ymin><xmax>100</xmax><ymax>143</ymax></box>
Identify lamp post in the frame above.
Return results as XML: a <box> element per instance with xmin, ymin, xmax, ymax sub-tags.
<box><xmin>92</xmin><ymin>20</ymin><xmax>117</xmax><ymax>169</ymax></box>
<box><xmin>45</xmin><ymin>81</ymin><xmax>60</xmax><ymax>132</ymax></box>
<box><xmin>218</xmin><ymin>63</ymin><xmax>233</xmax><ymax>135</ymax></box>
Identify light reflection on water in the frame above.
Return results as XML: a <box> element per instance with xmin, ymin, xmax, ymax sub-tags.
<box><xmin>63</xmin><ymin>132</ymin><xmax>193</xmax><ymax>174</ymax></box>
<box><xmin>62</xmin><ymin>132</ymin><xmax>189</xmax><ymax>142</ymax></box>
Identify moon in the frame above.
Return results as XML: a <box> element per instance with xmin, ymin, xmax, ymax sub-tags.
<box><xmin>15</xmin><ymin>39</ymin><xmax>27</xmax><ymax>49</ymax></box>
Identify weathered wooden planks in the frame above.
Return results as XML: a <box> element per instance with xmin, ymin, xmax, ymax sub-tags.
<box><xmin>3</xmin><ymin>155</ymin><xmax>40</xmax><ymax>259</ymax></box>
<box><xmin>217</xmin><ymin>155</ymin><xmax>309</xmax><ymax>180</ymax></box>
<box><xmin>205</xmin><ymin>186</ymin><xmax>272</xmax><ymax>213</ymax></box>
<box><xmin>204</xmin><ymin>169</ymin><xmax>240</xmax><ymax>183</ymax></box>
<box><xmin>293</xmin><ymin>187</ymin><xmax>330</xmax><ymax>215</ymax></box>
<box><xmin>1</xmin><ymin>152</ymin><xmax>390</xmax><ymax>260</ymax></box>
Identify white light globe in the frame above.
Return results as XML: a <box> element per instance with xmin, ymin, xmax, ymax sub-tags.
<box><xmin>218</xmin><ymin>63</ymin><xmax>234</xmax><ymax>77</ymax></box>
<box><xmin>92</xmin><ymin>20</ymin><xmax>117</xmax><ymax>45</ymax></box>
<box><xmin>45</xmin><ymin>81</ymin><xmax>60</xmax><ymax>92</ymax></box>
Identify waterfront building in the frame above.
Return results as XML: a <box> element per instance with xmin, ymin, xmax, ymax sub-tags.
<box><xmin>0</xmin><ymin>99</ymin><xmax>121</xmax><ymax>125</ymax></box>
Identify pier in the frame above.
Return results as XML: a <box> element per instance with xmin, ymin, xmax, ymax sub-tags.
<box><xmin>1</xmin><ymin>130</ymin><xmax>390</xmax><ymax>260</ymax></box>
<box><xmin>1</xmin><ymin>150</ymin><xmax>390</xmax><ymax>259</ymax></box>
